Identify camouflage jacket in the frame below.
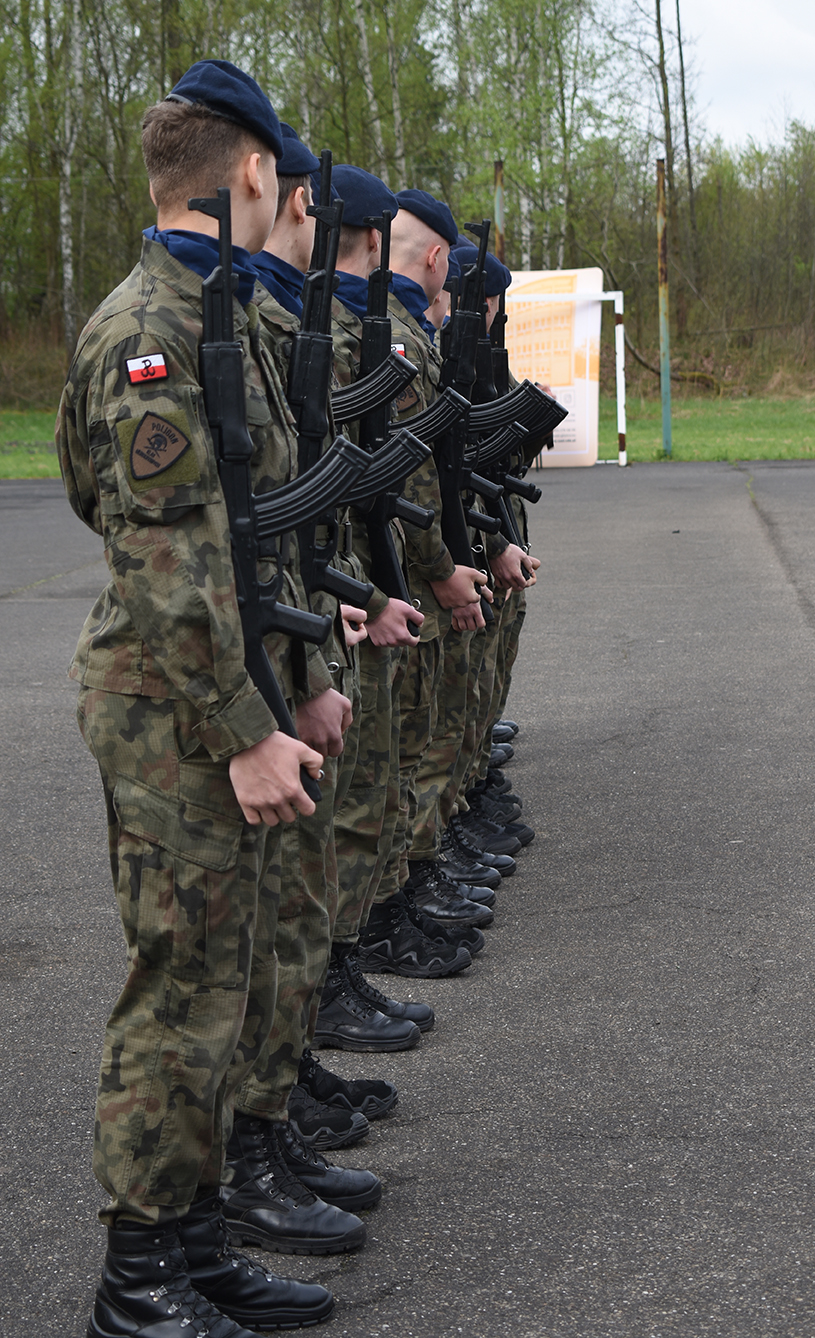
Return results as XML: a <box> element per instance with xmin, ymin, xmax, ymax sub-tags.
<box><xmin>384</xmin><ymin>292</ymin><xmax>455</xmax><ymax>640</ymax></box>
<box><xmin>57</xmin><ymin>238</ymin><xmax>333</xmax><ymax>762</ymax></box>
<box><xmin>255</xmin><ymin>285</ymin><xmax>366</xmax><ymax>674</ymax></box>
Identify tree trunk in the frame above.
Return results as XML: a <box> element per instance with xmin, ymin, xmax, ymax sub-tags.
<box><xmin>655</xmin><ymin>0</ymin><xmax>685</xmax><ymax>332</ymax></box>
<box><xmin>353</xmin><ymin>0</ymin><xmax>387</xmax><ymax>178</ymax></box>
<box><xmin>675</xmin><ymin>0</ymin><xmax>698</xmax><ymax>285</ymax></box>
<box><xmin>383</xmin><ymin>1</ymin><xmax>406</xmax><ymax>189</ymax></box>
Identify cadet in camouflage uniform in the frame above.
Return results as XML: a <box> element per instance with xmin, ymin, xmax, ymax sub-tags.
<box><xmin>57</xmin><ymin>62</ymin><xmax>359</xmax><ymax>1338</ymax></box>
<box><xmin>354</xmin><ymin>189</ymin><xmax>497</xmax><ymax>977</ymax></box>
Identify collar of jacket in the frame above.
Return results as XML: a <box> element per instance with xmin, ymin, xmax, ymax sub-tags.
<box><xmin>143</xmin><ymin>226</ymin><xmax>258</xmax><ymax>307</ymax></box>
<box><xmin>139</xmin><ymin>236</ymin><xmax>253</xmax><ymax>334</ymax></box>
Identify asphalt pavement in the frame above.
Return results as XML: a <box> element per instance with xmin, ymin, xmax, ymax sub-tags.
<box><xmin>3</xmin><ymin>463</ymin><xmax>815</xmax><ymax>1337</ymax></box>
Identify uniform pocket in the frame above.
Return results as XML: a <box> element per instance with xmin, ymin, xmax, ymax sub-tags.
<box><xmin>112</xmin><ymin>775</ymin><xmax>252</xmax><ymax>986</ymax></box>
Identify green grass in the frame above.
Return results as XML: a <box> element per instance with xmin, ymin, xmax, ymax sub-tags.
<box><xmin>0</xmin><ymin>409</ymin><xmax>59</xmax><ymax>478</ymax></box>
<box><xmin>599</xmin><ymin>393</ymin><xmax>815</xmax><ymax>462</ymax></box>
<box><xmin>3</xmin><ymin>397</ymin><xmax>815</xmax><ymax>478</ymax></box>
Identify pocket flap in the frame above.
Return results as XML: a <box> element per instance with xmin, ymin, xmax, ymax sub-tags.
<box><xmin>113</xmin><ymin>775</ymin><xmax>244</xmax><ymax>872</ymax></box>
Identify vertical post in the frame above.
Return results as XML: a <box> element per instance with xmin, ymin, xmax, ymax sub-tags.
<box><xmin>614</xmin><ymin>293</ymin><xmax>627</xmax><ymax>466</ymax></box>
<box><xmin>494</xmin><ymin>159</ymin><xmax>505</xmax><ymax>263</ymax></box>
<box><xmin>657</xmin><ymin>158</ymin><xmax>672</xmax><ymax>456</ymax></box>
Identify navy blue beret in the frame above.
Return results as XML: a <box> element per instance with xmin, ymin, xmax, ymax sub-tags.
<box><xmin>396</xmin><ymin>189</ymin><xmax>458</xmax><ymax>247</ymax></box>
<box><xmin>309</xmin><ymin>169</ymin><xmax>339</xmax><ymax>205</ymax></box>
<box><xmin>443</xmin><ymin>250</ymin><xmax>461</xmax><ymax>289</ymax></box>
<box><xmin>451</xmin><ymin>243</ymin><xmax>512</xmax><ymax>297</ymax></box>
<box><xmin>332</xmin><ymin>165</ymin><xmax>399</xmax><ymax>227</ymax></box>
<box><xmin>166</xmin><ymin>60</ymin><xmax>283</xmax><ymax>159</ymax></box>
<box><xmin>277</xmin><ymin>123</ymin><xmax>320</xmax><ymax>176</ymax></box>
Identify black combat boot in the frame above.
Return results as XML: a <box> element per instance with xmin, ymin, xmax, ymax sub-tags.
<box><xmin>401</xmin><ymin>886</ymin><xmax>486</xmax><ymax>957</ymax></box>
<box><xmin>438</xmin><ymin>831</ymin><xmax>502</xmax><ymax>889</ymax></box>
<box><xmin>178</xmin><ymin>1194</ymin><xmax>334</xmax><ymax>1328</ymax></box>
<box><xmin>465</xmin><ymin>781</ymin><xmax>523</xmax><ymax>825</ymax></box>
<box><xmin>454</xmin><ymin>809</ymin><xmax>522</xmax><ymax>857</ymax></box>
<box><xmin>275</xmin><ymin>1118</ymin><xmax>382</xmax><ymax>1212</ymax></box>
<box><xmin>491</xmin><ymin>722</ymin><xmax>516</xmax><ymax>745</ymax></box>
<box><xmin>87</xmin><ymin>1219</ymin><xmax>258</xmax><ymax>1338</ymax></box>
<box><xmin>356</xmin><ymin>891</ymin><xmax>472</xmax><ymax>977</ymax></box>
<box><xmin>447</xmin><ymin>815</ymin><xmax>517</xmax><ymax>876</ymax></box>
<box><xmin>490</xmin><ymin>742</ymin><xmax>514</xmax><ymax>766</ymax></box>
<box><xmin>498</xmin><ymin>718</ymin><xmax>520</xmax><ymax>736</ymax></box>
<box><xmin>344</xmin><ymin>948</ymin><xmax>435</xmax><ymax>1031</ymax></box>
<box><xmin>222</xmin><ymin>1114</ymin><xmax>366</xmax><ymax>1255</ymax></box>
<box><xmin>404</xmin><ymin>860</ymin><xmax>495</xmax><ymax>925</ymax></box>
<box><xmin>313</xmin><ymin>943</ymin><xmax>422</xmax><ymax>1051</ymax></box>
<box><xmin>287</xmin><ymin>1083</ymin><xmax>370</xmax><ymax>1150</ymax></box>
<box><xmin>297</xmin><ymin>1047</ymin><xmax>399</xmax><ymax>1120</ymax></box>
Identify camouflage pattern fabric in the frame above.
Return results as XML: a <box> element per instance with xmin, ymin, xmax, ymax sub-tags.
<box><xmin>77</xmin><ymin>687</ymin><xmax>281</xmax><ymax>1225</ymax></box>
<box><xmin>409</xmin><ymin>623</ymin><xmax>474</xmax><ymax>860</ymax></box>
<box><xmin>57</xmin><ymin>240</ymin><xmax>326</xmax><ymax>1224</ymax></box>
<box><xmin>332</xmin><ymin>642</ymin><xmax>405</xmax><ymax>940</ymax></box>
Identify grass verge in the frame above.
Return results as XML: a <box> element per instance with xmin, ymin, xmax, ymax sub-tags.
<box><xmin>0</xmin><ymin>410</ymin><xmax>59</xmax><ymax>479</ymax></box>
<box><xmin>598</xmin><ymin>393</ymin><xmax>815</xmax><ymax>462</ymax></box>
<box><xmin>3</xmin><ymin>397</ymin><xmax>815</xmax><ymax>478</ymax></box>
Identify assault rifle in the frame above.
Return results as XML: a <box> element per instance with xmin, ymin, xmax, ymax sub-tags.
<box><xmin>348</xmin><ymin>208</ymin><xmax>433</xmax><ymax>637</ymax></box>
<box><xmin>286</xmin><ymin>151</ymin><xmax>374</xmax><ymax>610</ymax></box>
<box><xmin>434</xmin><ymin>219</ymin><xmax>501</xmax><ymax>620</ymax></box>
<box><xmin>189</xmin><ymin>188</ymin><xmax>376</xmax><ymax>802</ymax></box>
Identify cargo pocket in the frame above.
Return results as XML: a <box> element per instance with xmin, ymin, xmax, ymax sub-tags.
<box><xmin>112</xmin><ymin>775</ymin><xmax>251</xmax><ymax>988</ymax></box>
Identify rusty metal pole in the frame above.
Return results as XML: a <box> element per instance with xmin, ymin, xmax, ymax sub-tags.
<box><xmin>494</xmin><ymin>159</ymin><xmax>505</xmax><ymax>263</ymax></box>
<box><xmin>657</xmin><ymin>158</ymin><xmax>672</xmax><ymax>456</ymax></box>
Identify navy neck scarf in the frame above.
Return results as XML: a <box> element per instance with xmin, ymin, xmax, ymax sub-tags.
<box><xmin>144</xmin><ymin>227</ymin><xmax>258</xmax><ymax>308</ymax></box>
<box><xmin>390</xmin><ymin>273</ymin><xmax>434</xmax><ymax>338</ymax></box>
<box><xmin>252</xmin><ymin>249</ymin><xmax>305</xmax><ymax>319</ymax></box>
<box><xmin>334</xmin><ymin>270</ymin><xmax>370</xmax><ymax>322</ymax></box>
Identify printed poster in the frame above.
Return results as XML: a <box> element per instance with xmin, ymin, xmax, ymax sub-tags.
<box><xmin>504</xmin><ymin>267</ymin><xmax>603</xmax><ymax>467</ymax></box>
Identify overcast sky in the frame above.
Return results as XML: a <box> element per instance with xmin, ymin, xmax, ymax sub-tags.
<box><xmin>678</xmin><ymin>0</ymin><xmax>815</xmax><ymax>144</ymax></box>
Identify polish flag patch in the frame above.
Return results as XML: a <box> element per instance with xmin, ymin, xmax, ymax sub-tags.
<box><xmin>391</xmin><ymin>342</ymin><xmax>406</xmax><ymax>356</ymax></box>
<box><xmin>126</xmin><ymin>353</ymin><xmax>168</xmax><ymax>384</ymax></box>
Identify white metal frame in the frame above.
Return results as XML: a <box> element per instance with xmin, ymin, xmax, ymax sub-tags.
<box><xmin>504</xmin><ymin>290</ymin><xmax>627</xmax><ymax>467</ymax></box>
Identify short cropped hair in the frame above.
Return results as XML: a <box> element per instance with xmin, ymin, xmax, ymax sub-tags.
<box><xmin>337</xmin><ymin>223</ymin><xmax>370</xmax><ymax>262</ymax></box>
<box><xmin>276</xmin><ymin>174</ymin><xmax>311</xmax><ymax>221</ymax></box>
<box><xmin>142</xmin><ymin>100</ymin><xmax>271</xmax><ymax>213</ymax></box>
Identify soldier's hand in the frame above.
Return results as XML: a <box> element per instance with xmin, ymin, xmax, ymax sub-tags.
<box><xmin>451</xmin><ymin>601</ymin><xmax>486</xmax><ymax>632</ymax></box>
<box><xmin>491</xmin><ymin>544</ymin><xmax>540</xmax><ymax>591</ymax></box>
<box><xmin>296</xmin><ymin>687</ymin><xmax>353</xmax><ymax>757</ymax></box>
<box><xmin>367</xmin><ymin>598</ymin><xmax>425</xmax><ymax>647</ymax></box>
<box><xmin>229</xmin><ymin>732</ymin><xmax>323</xmax><ymax>826</ymax></box>
<box><xmin>340</xmin><ymin>603</ymin><xmax>368</xmax><ymax>647</ymax></box>
<box><xmin>430</xmin><ymin>565</ymin><xmax>491</xmax><ymax>610</ymax></box>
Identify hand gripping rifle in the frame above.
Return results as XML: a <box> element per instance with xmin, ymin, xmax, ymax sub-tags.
<box><xmin>189</xmin><ymin>187</ymin><xmax>370</xmax><ymax>804</ymax></box>
<box><xmin>434</xmin><ymin>219</ymin><xmax>499</xmax><ymax>620</ymax></box>
<box><xmin>286</xmin><ymin>151</ymin><xmax>375</xmax><ymax>611</ymax></box>
<box><xmin>344</xmin><ymin>208</ymin><xmax>432</xmax><ymax>637</ymax></box>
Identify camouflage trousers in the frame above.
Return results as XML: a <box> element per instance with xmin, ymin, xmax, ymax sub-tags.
<box><xmin>468</xmin><ymin>587</ymin><xmax>526</xmax><ymax>788</ymax></box>
<box><xmin>409</xmin><ymin>625</ymin><xmax>474</xmax><ymax>860</ymax></box>
<box><xmin>77</xmin><ymin>688</ymin><xmax>280</xmax><ymax>1226</ymax></box>
<box><xmin>375</xmin><ymin>635</ymin><xmax>444</xmax><ymax>899</ymax></box>
<box><xmin>236</xmin><ymin>662</ymin><xmax>362</xmax><ymax>1121</ymax></box>
<box><xmin>332</xmin><ymin>641</ymin><xmax>405</xmax><ymax>941</ymax></box>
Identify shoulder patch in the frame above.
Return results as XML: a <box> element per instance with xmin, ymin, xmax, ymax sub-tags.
<box><xmin>130</xmin><ymin>413</ymin><xmax>192</xmax><ymax>480</ymax></box>
<box><xmin>126</xmin><ymin>353</ymin><xmax>168</xmax><ymax>384</ymax></box>
<box><xmin>391</xmin><ymin>342</ymin><xmax>406</xmax><ymax>356</ymax></box>
<box><xmin>393</xmin><ymin>383</ymin><xmax>420</xmax><ymax>413</ymax></box>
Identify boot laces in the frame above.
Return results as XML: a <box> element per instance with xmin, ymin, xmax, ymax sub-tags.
<box><xmin>330</xmin><ymin>959</ymin><xmax>379</xmax><ymax>1016</ymax></box>
<box><xmin>249</xmin><ymin>1119</ymin><xmax>317</xmax><ymax>1205</ymax></box>
<box><xmin>148</xmin><ymin>1242</ymin><xmax>234</xmax><ymax>1334</ymax></box>
<box><xmin>345</xmin><ymin>953</ymin><xmax>391</xmax><ymax>1009</ymax></box>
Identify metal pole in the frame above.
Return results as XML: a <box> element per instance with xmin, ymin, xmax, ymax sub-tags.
<box><xmin>657</xmin><ymin>158</ymin><xmax>672</xmax><ymax>456</ymax></box>
<box><xmin>494</xmin><ymin>159</ymin><xmax>505</xmax><ymax>263</ymax></box>
<box><xmin>614</xmin><ymin>293</ymin><xmax>627</xmax><ymax>466</ymax></box>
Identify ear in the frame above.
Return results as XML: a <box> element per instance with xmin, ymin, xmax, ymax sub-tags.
<box><xmin>368</xmin><ymin>226</ymin><xmax>381</xmax><ymax>254</ymax></box>
<box><xmin>241</xmin><ymin>151</ymin><xmax>264</xmax><ymax>200</ymax></box>
<box><xmin>149</xmin><ymin>182</ymin><xmax>158</xmax><ymax>208</ymax></box>
<box><xmin>291</xmin><ymin>186</ymin><xmax>309</xmax><ymax>225</ymax></box>
<box><xmin>428</xmin><ymin>243</ymin><xmax>441</xmax><ymax>274</ymax></box>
